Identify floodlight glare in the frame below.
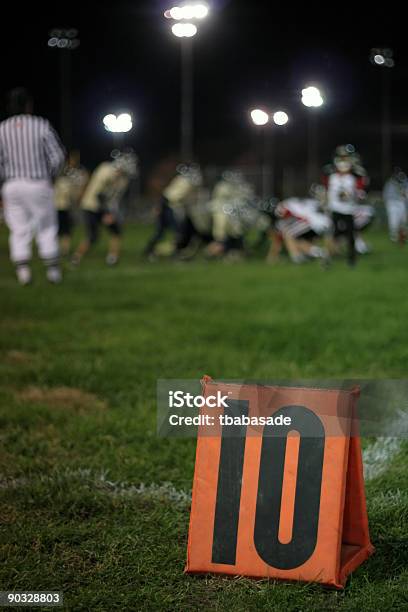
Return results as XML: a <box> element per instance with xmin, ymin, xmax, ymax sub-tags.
<box><xmin>370</xmin><ymin>47</ymin><xmax>394</xmax><ymax>69</ymax></box>
<box><xmin>169</xmin><ymin>6</ymin><xmax>184</xmax><ymax>19</ymax></box>
<box><xmin>103</xmin><ymin>113</ymin><xmax>133</xmax><ymax>133</ymax></box>
<box><xmin>103</xmin><ymin>114</ymin><xmax>116</xmax><ymax>127</ymax></box>
<box><xmin>47</xmin><ymin>28</ymin><xmax>80</xmax><ymax>50</ymax></box>
<box><xmin>374</xmin><ymin>54</ymin><xmax>385</xmax><ymax>65</ymax></box>
<box><xmin>301</xmin><ymin>86</ymin><xmax>324</xmax><ymax>108</ymax></box>
<box><xmin>193</xmin><ymin>4</ymin><xmax>209</xmax><ymax>18</ymax></box>
<box><xmin>273</xmin><ymin>111</ymin><xmax>289</xmax><ymax>126</ymax></box>
<box><xmin>116</xmin><ymin>113</ymin><xmax>133</xmax><ymax>132</ymax></box>
<box><xmin>171</xmin><ymin>22</ymin><xmax>198</xmax><ymax>37</ymax></box>
<box><xmin>181</xmin><ymin>5</ymin><xmax>195</xmax><ymax>19</ymax></box>
<box><xmin>167</xmin><ymin>3</ymin><xmax>209</xmax><ymax>20</ymax></box>
<box><xmin>250</xmin><ymin>109</ymin><xmax>269</xmax><ymax>126</ymax></box>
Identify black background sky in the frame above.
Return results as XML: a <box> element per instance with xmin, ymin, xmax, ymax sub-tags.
<box><xmin>1</xmin><ymin>1</ymin><xmax>407</xmax><ymax>186</ymax></box>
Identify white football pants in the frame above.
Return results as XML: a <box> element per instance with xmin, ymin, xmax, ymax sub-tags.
<box><xmin>385</xmin><ymin>199</ymin><xmax>407</xmax><ymax>240</ymax></box>
<box><xmin>2</xmin><ymin>179</ymin><xmax>59</xmax><ymax>264</ymax></box>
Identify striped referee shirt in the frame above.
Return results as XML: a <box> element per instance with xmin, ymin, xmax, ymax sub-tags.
<box><xmin>0</xmin><ymin>114</ymin><xmax>65</xmax><ymax>181</ymax></box>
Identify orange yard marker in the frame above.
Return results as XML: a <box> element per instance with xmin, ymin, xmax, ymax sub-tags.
<box><xmin>186</xmin><ymin>378</ymin><xmax>374</xmax><ymax>588</ymax></box>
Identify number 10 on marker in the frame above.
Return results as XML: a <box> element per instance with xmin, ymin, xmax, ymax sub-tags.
<box><xmin>186</xmin><ymin>380</ymin><xmax>374</xmax><ymax>588</ymax></box>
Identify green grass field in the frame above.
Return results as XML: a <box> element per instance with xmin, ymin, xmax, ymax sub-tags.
<box><xmin>0</xmin><ymin>224</ymin><xmax>407</xmax><ymax>611</ymax></box>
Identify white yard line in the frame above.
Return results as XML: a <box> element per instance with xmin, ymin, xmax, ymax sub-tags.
<box><xmin>363</xmin><ymin>408</ymin><xmax>407</xmax><ymax>481</ymax></box>
<box><xmin>93</xmin><ymin>471</ymin><xmax>192</xmax><ymax>505</ymax></box>
<box><xmin>1</xmin><ymin>419</ymin><xmax>406</xmax><ymax>501</ymax></box>
<box><xmin>0</xmin><ymin>468</ymin><xmax>192</xmax><ymax>506</ymax></box>
<box><xmin>363</xmin><ymin>437</ymin><xmax>403</xmax><ymax>481</ymax></box>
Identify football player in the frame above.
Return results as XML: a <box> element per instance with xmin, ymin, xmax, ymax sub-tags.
<box><xmin>383</xmin><ymin>168</ymin><xmax>408</xmax><ymax>243</ymax></box>
<box><xmin>72</xmin><ymin>150</ymin><xmax>137</xmax><ymax>266</ymax></box>
<box><xmin>323</xmin><ymin>145</ymin><xmax>368</xmax><ymax>266</ymax></box>
<box><xmin>54</xmin><ymin>150</ymin><xmax>89</xmax><ymax>256</ymax></box>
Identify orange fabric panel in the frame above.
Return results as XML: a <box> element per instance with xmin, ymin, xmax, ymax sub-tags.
<box><xmin>186</xmin><ymin>379</ymin><xmax>374</xmax><ymax>588</ymax></box>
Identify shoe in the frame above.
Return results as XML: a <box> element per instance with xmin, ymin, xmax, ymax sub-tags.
<box><xmin>321</xmin><ymin>253</ymin><xmax>331</xmax><ymax>269</ymax></box>
<box><xmin>16</xmin><ymin>265</ymin><xmax>32</xmax><ymax>286</ymax></box>
<box><xmin>309</xmin><ymin>246</ymin><xmax>325</xmax><ymax>259</ymax></box>
<box><xmin>224</xmin><ymin>250</ymin><xmax>244</xmax><ymax>263</ymax></box>
<box><xmin>355</xmin><ymin>237</ymin><xmax>370</xmax><ymax>254</ymax></box>
<box><xmin>70</xmin><ymin>254</ymin><xmax>81</xmax><ymax>266</ymax></box>
<box><xmin>291</xmin><ymin>254</ymin><xmax>306</xmax><ymax>264</ymax></box>
<box><xmin>106</xmin><ymin>253</ymin><xmax>119</xmax><ymax>266</ymax></box>
<box><xmin>46</xmin><ymin>266</ymin><xmax>62</xmax><ymax>284</ymax></box>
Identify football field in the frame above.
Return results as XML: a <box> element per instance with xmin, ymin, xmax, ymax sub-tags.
<box><xmin>0</xmin><ymin>225</ymin><xmax>407</xmax><ymax>611</ymax></box>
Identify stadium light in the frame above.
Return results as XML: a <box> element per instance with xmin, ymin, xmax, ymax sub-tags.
<box><xmin>249</xmin><ymin>109</ymin><xmax>273</xmax><ymax>199</ymax></box>
<box><xmin>370</xmin><ymin>47</ymin><xmax>394</xmax><ymax>68</ymax></box>
<box><xmin>47</xmin><ymin>28</ymin><xmax>80</xmax><ymax>50</ymax></box>
<box><xmin>171</xmin><ymin>22</ymin><xmax>198</xmax><ymax>37</ymax></box>
<box><xmin>103</xmin><ymin>113</ymin><xmax>133</xmax><ymax>133</ymax></box>
<box><xmin>370</xmin><ymin>48</ymin><xmax>395</xmax><ymax>180</ymax></box>
<box><xmin>250</xmin><ymin>109</ymin><xmax>269</xmax><ymax>126</ymax></box>
<box><xmin>164</xmin><ymin>3</ymin><xmax>209</xmax><ymax>20</ymax></box>
<box><xmin>301</xmin><ymin>86</ymin><xmax>324</xmax><ymax>108</ymax></box>
<box><xmin>273</xmin><ymin>111</ymin><xmax>289</xmax><ymax>126</ymax></box>
<box><xmin>250</xmin><ymin>108</ymin><xmax>290</xmax><ymax>197</ymax></box>
<box><xmin>301</xmin><ymin>86</ymin><xmax>324</xmax><ymax>187</ymax></box>
<box><xmin>48</xmin><ymin>27</ymin><xmax>80</xmax><ymax>150</ymax></box>
<box><xmin>164</xmin><ymin>3</ymin><xmax>209</xmax><ymax>159</ymax></box>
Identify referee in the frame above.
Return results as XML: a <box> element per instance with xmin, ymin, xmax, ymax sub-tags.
<box><xmin>0</xmin><ymin>88</ymin><xmax>65</xmax><ymax>284</ymax></box>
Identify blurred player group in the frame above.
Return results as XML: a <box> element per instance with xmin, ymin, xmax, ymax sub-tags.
<box><xmin>142</xmin><ymin>145</ymin><xmax>381</xmax><ymax>268</ymax></box>
<box><xmin>1</xmin><ymin>88</ymin><xmax>408</xmax><ymax>285</ymax></box>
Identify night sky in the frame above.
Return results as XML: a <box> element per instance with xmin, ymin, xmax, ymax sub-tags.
<box><xmin>2</xmin><ymin>1</ymin><xmax>407</xmax><ymax>187</ymax></box>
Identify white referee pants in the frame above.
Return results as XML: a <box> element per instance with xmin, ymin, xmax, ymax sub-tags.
<box><xmin>2</xmin><ymin>179</ymin><xmax>59</xmax><ymax>265</ymax></box>
<box><xmin>385</xmin><ymin>199</ymin><xmax>407</xmax><ymax>240</ymax></box>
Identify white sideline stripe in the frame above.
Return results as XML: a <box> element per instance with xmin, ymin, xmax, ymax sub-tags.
<box><xmin>363</xmin><ymin>408</ymin><xmax>407</xmax><ymax>481</ymax></box>
<box><xmin>0</xmin><ymin>469</ymin><xmax>192</xmax><ymax>505</ymax></box>
<box><xmin>0</xmin><ymin>431</ymin><xmax>406</xmax><ymax>502</ymax></box>
<box><xmin>94</xmin><ymin>471</ymin><xmax>191</xmax><ymax>504</ymax></box>
<box><xmin>363</xmin><ymin>438</ymin><xmax>402</xmax><ymax>481</ymax></box>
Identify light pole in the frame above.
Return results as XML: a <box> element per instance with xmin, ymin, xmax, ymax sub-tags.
<box><xmin>103</xmin><ymin>113</ymin><xmax>133</xmax><ymax>149</ymax></box>
<box><xmin>273</xmin><ymin>111</ymin><xmax>290</xmax><ymax>198</ymax></box>
<box><xmin>164</xmin><ymin>3</ymin><xmax>209</xmax><ymax>160</ymax></box>
<box><xmin>370</xmin><ymin>48</ymin><xmax>394</xmax><ymax>182</ymax></box>
<box><xmin>301</xmin><ymin>86</ymin><xmax>324</xmax><ymax>188</ymax></box>
<box><xmin>48</xmin><ymin>29</ymin><xmax>80</xmax><ymax>150</ymax></box>
<box><xmin>250</xmin><ymin>108</ymin><xmax>289</xmax><ymax>198</ymax></box>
